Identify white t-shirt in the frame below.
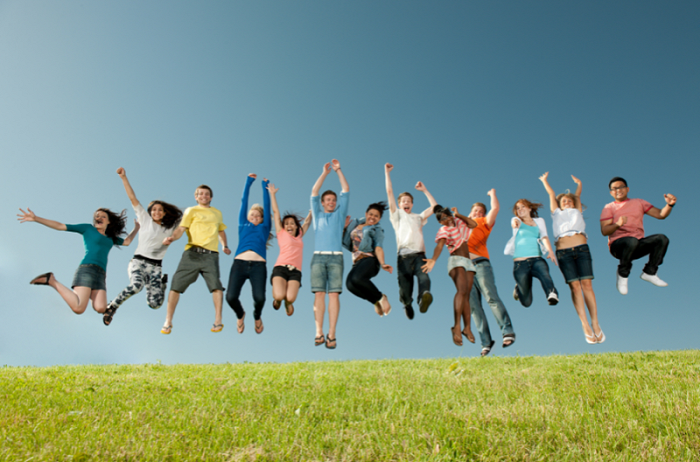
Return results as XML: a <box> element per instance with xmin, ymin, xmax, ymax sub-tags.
<box><xmin>133</xmin><ymin>203</ymin><xmax>175</xmax><ymax>260</ymax></box>
<box><xmin>389</xmin><ymin>208</ymin><xmax>430</xmax><ymax>255</ymax></box>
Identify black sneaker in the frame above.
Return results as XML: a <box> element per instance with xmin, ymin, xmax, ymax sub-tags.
<box><xmin>513</xmin><ymin>285</ymin><xmax>519</xmax><ymax>301</ymax></box>
<box><xmin>404</xmin><ymin>305</ymin><xmax>415</xmax><ymax>320</ymax></box>
<box><xmin>418</xmin><ymin>291</ymin><xmax>433</xmax><ymax>313</ymax></box>
<box><xmin>162</xmin><ymin>274</ymin><xmax>168</xmax><ymax>291</ymax></box>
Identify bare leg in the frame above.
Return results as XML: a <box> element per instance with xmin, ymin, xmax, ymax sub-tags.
<box><xmin>272</xmin><ymin>277</ymin><xmax>287</xmax><ymax>305</ymax></box>
<box><xmin>284</xmin><ymin>281</ymin><xmax>301</xmax><ymax>316</ymax></box>
<box><xmin>164</xmin><ymin>290</ymin><xmax>179</xmax><ymax>327</ymax></box>
<box><xmin>580</xmin><ymin>279</ymin><xmax>601</xmax><ymax>334</ymax></box>
<box><xmin>90</xmin><ymin>289</ymin><xmax>108</xmax><ymax>313</ymax></box>
<box><xmin>568</xmin><ymin>280</ymin><xmax>593</xmax><ymax>338</ymax></box>
<box><xmin>449</xmin><ymin>268</ymin><xmax>474</xmax><ymax>343</ymax></box>
<box><xmin>313</xmin><ymin>292</ymin><xmax>326</xmax><ymax>338</ymax></box>
<box><xmin>44</xmin><ymin>273</ymin><xmax>91</xmax><ymax>314</ymax></box>
<box><xmin>327</xmin><ymin>292</ymin><xmax>340</xmax><ymax>340</ymax></box>
<box><xmin>212</xmin><ymin>289</ymin><xmax>223</xmax><ymax>326</ymax></box>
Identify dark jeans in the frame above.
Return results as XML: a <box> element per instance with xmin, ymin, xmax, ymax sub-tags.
<box><xmin>513</xmin><ymin>257</ymin><xmax>557</xmax><ymax>308</ymax></box>
<box><xmin>397</xmin><ymin>252</ymin><xmax>431</xmax><ymax>307</ymax></box>
<box><xmin>346</xmin><ymin>257</ymin><xmax>382</xmax><ymax>304</ymax></box>
<box><xmin>609</xmin><ymin>234</ymin><xmax>669</xmax><ymax>278</ymax></box>
<box><xmin>226</xmin><ymin>259</ymin><xmax>267</xmax><ymax>320</ymax></box>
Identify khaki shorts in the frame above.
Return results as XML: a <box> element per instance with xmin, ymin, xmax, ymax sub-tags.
<box><xmin>171</xmin><ymin>249</ymin><xmax>224</xmax><ymax>293</ymax></box>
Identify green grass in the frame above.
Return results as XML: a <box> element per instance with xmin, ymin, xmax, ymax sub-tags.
<box><xmin>2</xmin><ymin>350</ymin><xmax>699</xmax><ymax>461</ymax></box>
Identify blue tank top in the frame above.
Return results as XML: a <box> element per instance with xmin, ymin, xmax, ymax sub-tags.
<box><xmin>513</xmin><ymin>223</ymin><xmax>541</xmax><ymax>259</ymax></box>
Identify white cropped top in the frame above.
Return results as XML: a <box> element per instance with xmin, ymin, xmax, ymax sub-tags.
<box><xmin>551</xmin><ymin>208</ymin><xmax>587</xmax><ymax>243</ymax></box>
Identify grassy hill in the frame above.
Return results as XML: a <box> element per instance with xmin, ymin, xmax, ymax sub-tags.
<box><xmin>2</xmin><ymin>350</ymin><xmax>699</xmax><ymax>461</ymax></box>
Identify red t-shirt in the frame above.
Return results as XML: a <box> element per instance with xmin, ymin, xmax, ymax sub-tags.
<box><xmin>600</xmin><ymin>198</ymin><xmax>653</xmax><ymax>245</ymax></box>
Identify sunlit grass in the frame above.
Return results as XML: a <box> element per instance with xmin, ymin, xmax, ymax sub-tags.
<box><xmin>2</xmin><ymin>350</ymin><xmax>699</xmax><ymax>461</ymax></box>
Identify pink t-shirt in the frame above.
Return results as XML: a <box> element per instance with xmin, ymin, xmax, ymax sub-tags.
<box><xmin>274</xmin><ymin>229</ymin><xmax>304</xmax><ymax>269</ymax></box>
<box><xmin>600</xmin><ymin>198</ymin><xmax>653</xmax><ymax>245</ymax></box>
<box><xmin>435</xmin><ymin>217</ymin><xmax>471</xmax><ymax>254</ymax></box>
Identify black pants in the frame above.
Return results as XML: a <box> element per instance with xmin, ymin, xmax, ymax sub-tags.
<box><xmin>610</xmin><ymin>234</ymin><xmax>669</xmax><ymax>278</ymax></box>
<box><xmin>346</xmin><ymin>257</ymin><xmax>382</xmax><ymax>304</ymax></box>
<box><xmin>226</xmin><ymin>260</ymin><xmax>267</xmax><ymax>320</ymax></box>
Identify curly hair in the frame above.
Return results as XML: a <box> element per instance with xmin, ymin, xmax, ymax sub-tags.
<box><xmin>147</xmin><ymin>201</ymin><xmax>183</xmax><ymax>230</ymax></box>
<box><xmin>433</xmin><ymin>204</ymin><xmax>452</xmax><ymax>222</ymax></box>
<box><xmin>366</xmin><ymin>201</ymin><xmax>388</xmax><ymax>218</ymax></box>
<box><xmin>96</xmin><ymin>208</ymin><xmax>127</xmax><ymax>243</ymax></box>
<box><xmin>512</xmin><ymin>199</ymin><xmax>543</xmax><ymax>218</ymax></box>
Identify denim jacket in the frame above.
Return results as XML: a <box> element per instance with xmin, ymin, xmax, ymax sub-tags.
<box><xmin>342</xmin><ymin>217</ymin><xmax>385</xmax><ymax>253</ymax></box>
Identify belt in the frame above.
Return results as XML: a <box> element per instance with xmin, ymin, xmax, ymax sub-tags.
<box><xmin>472</xmin><ymin>257</ymin><xmax>489</xmax><ymax>264</ymax></box>
<box><xmin>189</xmin><ymin>246</ymin><xmax>218</xmax><ymax>254</ymax></box>
<box><xmin>284</xmin><ymin>265</ymin><xmax>299</xmax><ymax>272</ymax></box>
<box><xmin>314</xmin><ymin>251</ymin><xmax>343</xmax><ymax>255</ymax></box>
<box><xmin>133</xmin><ymin>254</ymin><xmax>163</xmax><ymax>266</ymax></box>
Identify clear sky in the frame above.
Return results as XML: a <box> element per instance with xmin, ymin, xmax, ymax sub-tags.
<box><xmin>1</xmin><ymin>1</ymin><xmax>698</xmax><ymax>366</ymax></box>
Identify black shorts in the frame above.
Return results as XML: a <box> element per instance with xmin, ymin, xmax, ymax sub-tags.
<box><xmin>271</xmin><ymin>265</ymin><xmax>302</xmax><ymax>286</ymax></box>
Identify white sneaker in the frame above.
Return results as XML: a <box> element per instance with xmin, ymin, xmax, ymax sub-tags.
<box><xmin>547</xmin><ymin>291</ymin><xmax>559</xmax><ymax>306</ymax></box>
<box><xmin>640</xmin><ymin>272</ymin><xmax>668</xmax><ymax>287</ymax></box>
<box><xmin>616</xmin><ymin>273</ymin><xmax>628</xmax><ymax>295</ymax></box>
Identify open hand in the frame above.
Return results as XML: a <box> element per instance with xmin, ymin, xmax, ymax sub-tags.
<box><xmin>381</xmin><ymin>264</ymin><xmax>393</xmax><ymax>274</ymax></box>
<box><xmin>17</xmin><ymin>208</ymin><xmax>36</xmax><ymax>223</ymax></box>
<box><xmin>571</xmin><ymin>175</ymin><xmax>581</xmax><ymax>186</ymax></box>
<box><xmin>267</xmin><ymin>183</ymin><xmax>279</xmax><ymax>195</ymax></box>
<box><xmin>421</xmin><ymin>259</ymin><xmax>435</xmax><ymax>273</ymax></box>
<box><xmin>539</xmin><ymin>172</ymin><xmax>549</xmax><ymax>183</ymax></box>
<box><xmin>331</xmin><ymin>159</ymin><xmax>341</xmax><ymax>171</ymax></box>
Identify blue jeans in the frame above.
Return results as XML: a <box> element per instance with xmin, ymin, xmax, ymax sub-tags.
<box><xmin>513</xmin><ymin>257</ymin><xmax>557</xmax><ymax>307</ymax></box>
<box><xmin>397</xmin><ymin>252</ymin><xmax>431</xmax><ymax>307</ymax></box>
<box><xmin>226</xmin><ymin>260</ymin><xmax>267</xmax><ymax>320</ymax></box>
<box><xmin>310</xmin><ymin>253</ymin><xmax>344</xmax><ymax>293</ymax></box>
<box><xmin>470</xmin><ymin>259</ymin><xmax>514</xmax><ymax>347</ymax></box>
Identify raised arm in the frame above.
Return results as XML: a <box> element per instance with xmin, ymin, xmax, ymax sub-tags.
<box><xmin>301</xmin><ymin>210</ymin><xmax>312</xmax><ymax>236</ymax></box>
<box><xmin>240</xmin><ymin>174</ymin><xmax>256</xmax><ymax>224</ymax></box>
<box><xmin>539</xmin><ymin>172</ymin><xmax>558</xmax><ymax>213</ymax></box>
<box><xmin>267</xmin><ymin>183</ymin><xmax>282</xmax><ymax>234</ymax></box>
<box><xmin>645</xmin><ymin>194</ymin><xmax>677</xmax><ymax>220</ymax></box>
<box><xmin>122</xmin><ymin>220</ymin><xmax>140</xmax><ymax>246</ymax></box>
<box><xmin>117</xmin><ymin>167</ymin><xmax>139</xmax><ymax>207</ymax></box>
<box><xmin>416</xmin><ymin>181</ymin><xmax>437</xmax><ymax>217</ymax></box>
<box><xmin>311</xmin><ymin>162</ymin><xmax>332</xmax><ymax>197</ymax></box>
<box><xmin>332</xmin><ymin>159</ymin><xmax>349</xmax><ymax>193</ymax></box>
<box><xmin>571</xmin><ymin>175</ymin><xmax>583</xmax><ymax>212</ymax></box>
<box><xmin>384</xmin><ymin>163</ymin><xmax>397</xmax><ymax>214</ymax></box>
<box><xmin>262</xmin><ymin>178</ymin><xmax>271</xmax><ymax>228</ymax></box>
<box><xmin>486</xmin><ymin>189</ymin><xmax>500</xmax><ymax>228</ymax></box>
<box><xmin>17</xmin><ymin>208</ymin><xmax>67</xmax><ymax>231</ymax></box>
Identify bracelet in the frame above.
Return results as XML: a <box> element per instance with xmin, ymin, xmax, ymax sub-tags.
<box><xmin>668</xmin><ymin>203</ymin><xmax>675</xmax><ymax>208</ymax></box>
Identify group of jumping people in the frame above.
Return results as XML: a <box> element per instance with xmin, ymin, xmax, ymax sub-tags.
<box><xmin>18</xmin><ymin>161</ymin><xmax>677</xmax><ymax>356</ymax></box>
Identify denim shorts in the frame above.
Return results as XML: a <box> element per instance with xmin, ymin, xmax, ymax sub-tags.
<box><xmin>447</xmin><ymin>255</ymin><xmax>476</xmax><ymax>275</ymax></box>
<box><xmin>271</xmin><ymin>265</ymin><xmax>302</xmax><ymax>285</ymax></box>
<box><xmin>556</xmin><ymin>244</ymin><xmax>594</xmax><ymax>283</ymax></box>
<box><xmin>310</xmin><ymin>253</ymin><xmax>343</xmax><ymax>293</ymax></box>
<box><xmin>71</xmin><ymin>264</ymin><xmax>107</xmax><ymax>291</ymax></box>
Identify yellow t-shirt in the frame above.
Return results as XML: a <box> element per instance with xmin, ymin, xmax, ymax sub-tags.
<box><xmin>181</xmin><ymin>206</ymin><xmax>227</xmax><ymax>252</ymax></box>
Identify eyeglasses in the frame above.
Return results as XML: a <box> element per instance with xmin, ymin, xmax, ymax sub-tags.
<box><xmin>610</xmin><ymin>186</ymin><xmax>628</xmax><ymax>191</ymax></box>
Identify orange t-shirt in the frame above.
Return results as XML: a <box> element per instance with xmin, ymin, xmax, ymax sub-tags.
<box><xmin>467</xmin><ymin>217</ymin><xmax>491</xmax><ymax>259</ymax></box>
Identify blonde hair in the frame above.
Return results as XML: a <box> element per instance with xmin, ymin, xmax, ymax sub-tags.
<box><xmin>249</xmin><ymin>204</ymin><xmax>273</xmax><ymax>248</ymax></box>
<box><xmin>556</xmin><ymin>193</ymin><xmax>586</xmax><ymax>211</ymax></box>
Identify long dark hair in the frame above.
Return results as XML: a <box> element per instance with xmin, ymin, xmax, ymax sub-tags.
<box><xmin>97</xmin><ymin>208</ymin><xmax>127</xmax><ymax>243</ymax></box>
<box><xmin>148</xmin><ymin>200</ymin><xmax>183</xmax><ymax>230</ymax></box>
<box><xmin>282</xmin><ymin>212</ymin><xmax>304</xmax><ymax>237</ymax></box>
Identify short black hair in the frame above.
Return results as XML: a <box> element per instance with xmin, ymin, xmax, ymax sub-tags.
<box><xmin>609</xmin><ymin>177</ymin><xmax>627</xmax><ymax>190</ymax></box>
<box><xmin>366</xmin><ymin>201</ymin><xmax>388</xmax><ymax>218</ymax></box>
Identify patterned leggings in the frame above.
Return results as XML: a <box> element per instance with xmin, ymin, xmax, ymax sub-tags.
<box><xmin>110</xmin><ymin>259</ymin><xmax>165</xmax><ymax>309</ymax></box>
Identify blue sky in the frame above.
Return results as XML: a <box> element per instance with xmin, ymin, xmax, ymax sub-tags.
<box><xmin>1</xmin><ymin>1</ymin><xmax>698</xmax><ymax>366</ymax></box>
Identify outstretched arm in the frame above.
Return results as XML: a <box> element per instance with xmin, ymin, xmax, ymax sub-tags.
<box><xmin>384</xmin><ymin>163</ymin><xmax>397</xmax><ymax>214</ymax></box>
<box><xmin>17</xmin><ymin>208</ymin><xmax>67</xmax><ymax>231</ymax></box>
<box><xmin>117</xmin><ymin>167</ymin><xmax>140</xmax><ymax>207</ymax></box>
<box><xmin>417</xmin><ymin>181</ymin><xmax>437</xmax><ymax>218</ymax></box>
<box><xmin>571</xmin><ymin>175</ymin><xmax>583</xmax><ymax>212</ymax></box>
<box><xmin>301</xmin><ymin>210</ymin><xmax>312</xmax><ymax>236</ymax></box>
<box><xmin>122</xmin><ymin>220</ymin><xmax>140</xmax><ymax>246</ymax></box>
<box><xmin>539</xmin><ymin>172</ymin><xmax>558</xmax><ymax>213</ymax></box>
<box><xmin>486</xmin><ymin>189</ymin><xmax>499</xmax><ymax>228</ymax></box>
<box><xmin>267</xmin><ymin>183</ymin><xmax>282</xmax><ymax>234</ymax></box>
<box><xmin>421</xmin><ymin>239</ymin><xmax>445</xmax><ymax>273</ymax></box>
<box><xmin>333</xmin><ymin>159</ymin><xmax>349</xmax><ymax>193</ymax></box>
<box><xmin>645</xmin><ymin>194</ymin><xmax>677</xmax><ymax>220</ymax></box>
<box><xmin>311</xmin><ymin>162</ymin><xmax>332</xmax><ymax>197</ymax></box>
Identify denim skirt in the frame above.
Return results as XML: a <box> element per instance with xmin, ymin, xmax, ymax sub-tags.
<box><xmin>71</xmin><ymin>264</ymin><xmax>107</xmax><ymax>291</ymax></box>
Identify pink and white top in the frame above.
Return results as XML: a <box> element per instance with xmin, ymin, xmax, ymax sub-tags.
<box><xmin>600</xmin><ymin>198</ymin><xmax>653</xmax><ymax>246</ymax></box>
<box><xmin>435</xmin><ymin>217</ymin><xmax>471</xmax><ymax>254</ymax></box>
<box><xmin>274</xmin><ymin>229</ymin><xmax>304</xmax><ymax>270</ymax></box>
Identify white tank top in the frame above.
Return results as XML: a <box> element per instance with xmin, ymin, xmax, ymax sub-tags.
<box><xmin>551</xmin><ymin>208</ymin><xmax>587</xmax><ymax>242</ymax></box>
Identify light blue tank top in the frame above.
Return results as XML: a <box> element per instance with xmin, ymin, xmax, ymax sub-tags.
<box><xmin>513</xmin><ymin>223</ymin><xmax>541</xmax><ymax>259</ymax></box>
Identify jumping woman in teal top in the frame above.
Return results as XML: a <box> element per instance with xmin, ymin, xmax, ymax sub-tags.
<box><xmin>18</xmin><ymin>207</ymin><xmax>138</xmax><ymax>316</ymax></box>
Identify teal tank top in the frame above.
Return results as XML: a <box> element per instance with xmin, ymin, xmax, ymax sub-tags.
<box><xmin>513</xmin><ymin>223</ymin><xmax>541</xmax><ymax>259</ymax></box>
